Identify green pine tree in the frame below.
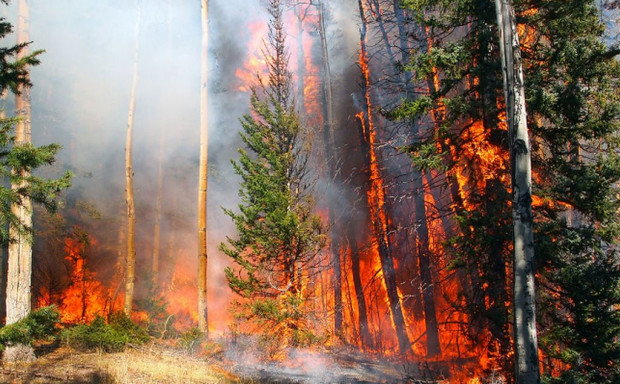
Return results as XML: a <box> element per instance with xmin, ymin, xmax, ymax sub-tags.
<box><xmin>219</xmin><ymin>0</ymin><xmax>325</xmax><ymax>356</ymax></box>
<box><xmin>396</xmin><ymin>0</ymin><xmax>619</xmax><ymax>381</ymax></box>
<box><xmin>0</xmin><ymin>1</ymin><xmax>72</xmax><ymax>246</ymax></box>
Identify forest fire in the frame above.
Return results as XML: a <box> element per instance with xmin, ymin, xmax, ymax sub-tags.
<box><xmin>0</xmin><ymin>0</ymin><xmax>615</xmax><ymax>383</ymax></box>
<box><xmin>234</xmin><ymin>21</ymin><xmax>268</xmax><ymax>93</ymax></box>
<box><xmin>39</xmin><ymin>235</ymin><xmax>116</xmax><ymax>324</ymax></box>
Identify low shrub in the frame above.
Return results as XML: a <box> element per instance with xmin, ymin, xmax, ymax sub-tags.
<box><xmin>62</xmin><ymin>312</ymin><xmax>149</xmax><ymax>352</ymax></box>
<box><xmin>177</xmin><ymin>327</ymin><xmax>203</xmax><ymax>352</ymax></box>
<box><xmin>0</xmin><ymin>306</ymin><xmax>60</xmax><ymax>349</ymax></box>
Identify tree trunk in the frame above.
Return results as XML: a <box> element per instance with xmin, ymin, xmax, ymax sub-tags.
<box><xmin>347</xmin><ymin>228</ymin><xmax>373</xmax><ymax>349</ymax></box>
<box><xmin>6</xmin><ymin>0</ymin><xmax>33</xmax><ymax>325</ymax></box>
<box><xmin>152</xmin><ymin>131</ymin><xmax>164</xmax><ymax>288</ymax></box>
<box><xmin>197</xmin><ymin>0</ymin><xmax>209</xmax><ymax>336</ymax></box>
<box><xmin>124</xmin><ymin>2</ymin><xmax>141</xmax><ymax>317</ymax></box>
<box><xmin>391</xmin><ymin>2</ymin><xmax>441</xmax><ymax>357</ymax></box>
<box><xmin>494</xmin><ymin>1</ymin><xmax>540</xmax><ymax>382</ymax></box>
<box><xmin>357</xmin><ymin>0</ymin><xmax>411</xmax><ymax>356</ymax></box>
<box><xmin>316</xmin><ymin>0</ymin><xmax>343</xmax><ymax>340</ymax></box>
<box><xmin>152</xmin><ymin>0</ymin><xmax>173</xmax><ymax>291</ymax></box>
<box><xmin>412</xmin><ymin>175</ymin><xmax>441</xmax><ymax>357</ymax></box>
<box><xmin>294</xmin><ymin>5</ymin><xmax>306</xmax><ymax>121</ymax></box>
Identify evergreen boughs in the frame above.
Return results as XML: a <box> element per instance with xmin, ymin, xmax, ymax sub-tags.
<box><xmin>61</xmin><ymin>312</ymin><xmax>149</xmax><ymax>352</ymax></box>
<box><xmin>0</xmin><ymin>306</ymin><xmax>60</xmax><ymax>350</ymax></box>
<box><xmin>0</xmin><ymin>3</ymin><xmax>72</xmax><ymax>246</ymax></box>
<box><xmin>219</xmin><ymin>0</ymin><xmax>325</xmax><ymax>356</ymax></box>
<box><xmin>397</xmin><ymin>0</ymin><xmax>619</xmax><ymax>381</ymax></box>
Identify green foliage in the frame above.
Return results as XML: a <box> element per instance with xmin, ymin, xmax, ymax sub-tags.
<box><xmin>219</xmin><ymin>1</ymin><xmax>325</xmax><ymax>357</ymax></box>
<box><xmin>229</xmin><ymin>293</ymin><xmax>327</xmax><ymax>360</ymax></box>
<box><xmin>399</xmin><ymin>140</ymin><xmax>448</xmax><ymax>171</ymax></box>
<box><xmin>219</xmin><ymin>0</ymin><xmax>323</xmax><ymax>315</ymax></box>
<box><xmin>396</xmin><ymin>0</ymin><xmax>620</xmax><ymax>380</ymax></box>
<box><xmin>0</xmin><ymin>306</ymin><xmax>60</xmax><ymax>349</ymax></box>
<box><xmin>177</xmin><ymin>327</ymin><xmax>203</xmax><ymax>352</ymax></box>
<box><xmin>0</xmin><ymin>2</ymin><xmax>72</xmax><ymax>246</ymax></box>
<box><xmin>135</xmin><ymin>285</ymin><xmax>175</xmax><ymax>338</ymax></box>
<box><xmin>61</xmin><ymin>312</ymin><xmax>149</xmax><ymax>352</ymax></box>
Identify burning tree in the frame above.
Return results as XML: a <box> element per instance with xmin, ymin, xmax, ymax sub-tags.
<box><xmin>220</xmin><ymin>0</ymin><xmax>325</xmax><ymax>356</ymax></box>
<box><xmin>394</xmin><ymin>0</ymin><xmax>620</xmax><ymax>381</ymax></box>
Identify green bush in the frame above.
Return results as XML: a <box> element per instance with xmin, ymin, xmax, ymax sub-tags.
<box><xmin>62</xmin><ymin>312</ymin><xmax>149</xmax><ymax>352</ymax></box>
<box><xmin>0</xmin><ymin>306</ymin><xmax>60</xmax><ymax>348</ymax></box>
<box><xmin>177</xmin><ymin>327</ymin><xmax>203</xmax><ymax>352</ymax></box>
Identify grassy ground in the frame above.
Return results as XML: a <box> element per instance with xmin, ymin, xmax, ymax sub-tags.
<box><xmin>0</xmin><ymin>343</ymin><xmax>239</xmax><ymax>384</ymax></box>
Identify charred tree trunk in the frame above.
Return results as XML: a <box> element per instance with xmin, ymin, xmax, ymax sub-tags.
<box><xmin>392</xmin><ymin>2</ymin><xmax>441</xmax><ymax>358</ymax></box>
<box><xmin>0</xmin><ymin>7</ymin><xmax>7</xmax><ymax>324</ymax></box>
<box><xmin>316</xmin><ymin>0</ymin><xmax>343</xmax><ymax>340</ymax></box>
<box><xmin>412</xmin><ymin>175</ymin><xmax>441</xmax><ymax>357</ymax></box>
<box><xmin>6</xmin><ymin>0</ymin><xmax>32</xmax><ymax>324</ymax></box>
<box><xmin>197</xmin><ymin>0</ymin><xmax>209</xmax><ymax>336</ymax></box>
<box><xmin>347</xmin><ymin>225</ymin><xmax>373</xmax><ymax>349</ymax></box>
<box><xmin>494</xmin><ymin>1</ymin><xmax>539</xmax><ymax>382</ymax></box>
<box><xmin>357</xmin><ymin>0</ymin><xmax>411</xmax><ymax>356</ymax></box>
<box><xmin>370</xmin><ymin>1</ymin><xmax>442</xmax><ymax>357</ymax></box>
<box><xmin>124</xmin><ymin>2</ymin><xmax>141</xmax><ymax>316</ymax></box>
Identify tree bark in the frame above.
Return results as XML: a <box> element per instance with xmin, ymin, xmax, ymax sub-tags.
<box><xmin>152</xmin><ymin>131</ymin><xmax>164</xmax><ymax>288</ymax></box>
<box><xmin>391</xmin><ymin>2</ymin><xmax>441</xmax><ymax>357</ymax></box>
<box><xmin>6</xmin><ymin>0</ymin><xmax>32</xmax><ymax>324</ymax></box>
<box><xmin>316</xmin><ymin>0</ymin><xmax>343</xmax><ymax>340</ymax></box>
<box><xmin>494</xmin><ymin>1</ymin><xmax>540</xmax><ymax>382</ymax></box>
<box><xmin>197</xmin><ymin>0</ymin><xmax>209</xmax><ymax>336</ymax></box>
<box><xmin>357</xmin><ymin>0</ymin><xmax>411</xmax><ymax>356</ymax></box>
<box><xmin>347</xmin><ymin>227</ymin><xmax>373</xmax><ymax>349</ymax></box>
<box><xmin>152</xmin><ymin>0</ymin><xmax>173</xmax><ymax>291</ymax></box>
<box><xmin>124</xmin><ymin>1</ymin><xmax>141</xmax><ymax>317</ymax></box>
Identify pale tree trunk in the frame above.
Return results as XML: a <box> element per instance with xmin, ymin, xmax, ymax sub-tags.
<box><xmin>197</xmin><ymin>0</ymin><xmax>209</xmax><ymax>336</ymax></box>
<box><xmin>152</xmin><ymin>132</ymin><xmax>163</xmax><ymax>288</ymax></box>
<box><xmin>294</xmin><ymin>5</ymin><xmax>306</xmax><ymax>120</ymax></box>
<box><xmin>152</xmin><ymin>0</ymin><xmax>173</xmax><ymax>290</ymax></box>
<box><xmin>6</xmin><ymin>0</ymin><xmax>33</xmax><ymax>325</ymax></box>
<box><xmin>124</xmin><ymin>2</ymin><xmax>141</xmax><ymax>317</ymax></box>
<box><xmin>316</xmin><ymin>0</ymin><xmax>343</xmax><ymax>340</ymax></box>
<box><xmin>494</xmin><ymin>1</ymin><xmax>540</xmax><ymax>383</ymax></box>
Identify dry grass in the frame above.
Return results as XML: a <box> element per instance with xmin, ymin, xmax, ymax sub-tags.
<box><xmin>0</xmin><ymin>343</ymin><xmax>239</xmax><ymax>384</ymax></box>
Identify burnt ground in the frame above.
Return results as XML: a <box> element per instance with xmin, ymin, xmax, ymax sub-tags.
<box><xmin>227</xmin><ymin>347</ymin><xmax>450</xmax><ymax>383</ymax></box>
<box><xmin>0</xmin><ymin>341</ymin><xmax>455</xmax><ymax>383</ymax></box>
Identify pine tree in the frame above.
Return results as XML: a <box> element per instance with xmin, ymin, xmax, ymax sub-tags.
<box><xmin>398</xmin><ymin>0</ymin><xmax>620</xmax><ymax>381</ymax></box>
<box><xmin>219</xmin><ymin>0</ymin><xmax>324</xmax><ymax>354</ymax></box>
<box><xmin>0</xmin><ymin>0</ymin><xmax>71</xmax><ymax>324</ymax></box>
<box><xmin>520</xmin><ymin>1</ymin><xmax>620</xmax><ymax>382</ymax></box>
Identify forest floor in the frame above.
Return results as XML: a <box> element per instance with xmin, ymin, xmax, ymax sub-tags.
<box><xmin>0</xmin><ymin>342</ymin><xmax>236</xmax><ymax>383</ymax></box>
<box><xmin>0</xmin><ymin>340</ymin><xmax>425</xmax><ymax>383</ymax></box>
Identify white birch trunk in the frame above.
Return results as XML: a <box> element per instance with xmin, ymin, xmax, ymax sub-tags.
<box><xmin>494</xmin><ymin>1</ymin><xmax>540</xmax><ymax>382</ymax></box>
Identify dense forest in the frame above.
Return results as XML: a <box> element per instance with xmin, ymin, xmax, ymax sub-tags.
<box><xmin>0</xmin><ymin>0</ymin><xmax>618</xmax><ymax>383</ymax></box>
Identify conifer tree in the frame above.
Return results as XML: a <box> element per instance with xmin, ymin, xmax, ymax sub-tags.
<box><xmin>0</xmin><ymin>0</ymin><xmax>71</xmax><ymax>324</ymax></box>
<box><xmin>397</xmin><ymin>0</ymin><xmax>619</xmax><ymax>381</ymax></box>
<box><xmin>219</xmin><ymin>0</ymin><xmax>324</xmax><ymax>352</ymax></box>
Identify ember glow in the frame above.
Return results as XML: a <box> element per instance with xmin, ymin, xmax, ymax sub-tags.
<box><xmin>11</xmin><ymin>0</ymin><xmax>607</xmax><ymax>383</ymax></box>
